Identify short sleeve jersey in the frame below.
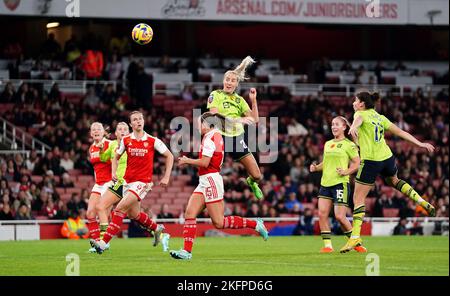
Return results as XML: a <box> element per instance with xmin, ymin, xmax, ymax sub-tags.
<box><xmin>89</xmin><ymin>139</ymin><xmax>112</xmax><ymax>185</ymax></box>
<box><xmin>207</xmin><ymin>90</ymin><xmax>251</xmax><ymax>137</ymax></box>
<box><xmin>321</xmin><ymin>138</ymin><xmax>359</xmax><ymax>187</ymax></box>
<box><xmin>116</xmin><ymin>132</ymin><xmax>168</xmax><ymax>183</ymax></box>
<box><xmin>354</xmin><ymin>109</ymin><xmax>393</xmax><ymax>161</ymax></box>
<box><xmin>199</xmin><ymin>129</ymin><xmax>224</xmax><ymax>176</ymax></box>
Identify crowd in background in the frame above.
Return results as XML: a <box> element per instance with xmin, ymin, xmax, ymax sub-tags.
<box><xmin>0</xmin><ymin>34</ymin><xmax>449</xmax><ymax>233</ymax></box>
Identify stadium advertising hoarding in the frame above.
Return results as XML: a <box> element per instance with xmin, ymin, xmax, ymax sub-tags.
<box><xmin>0</xmin><ymin>0</ymin><xmax>448</xmax><ymax>25</ymax></box>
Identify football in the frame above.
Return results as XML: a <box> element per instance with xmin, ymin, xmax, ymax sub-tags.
<box><xmin>132</xmin><ymin>23</ymin><xmax>153</xmax><ymax>45</ymax></box>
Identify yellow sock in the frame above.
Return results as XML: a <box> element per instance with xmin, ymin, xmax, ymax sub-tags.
<box><xmin>351</xmin><ymin>205</ymin><xmax>365</xmax><ymax>239</ymax></box>
<box><xmin>100</xmin><ymin>223</ymin><xmax>108</xmax><ymax>240</ymax></box>
<box><xmin>344</xmin><ymin>230</ymin><xmax>352</xmax><ymax>239</ymax></box>
<box><xmin>321</xmin><ymin>231</ymin><xmax>332</xmax><ymax>248</ymax></box>
<box><xmin>395</xmin><ymin>179</ymin><xmax>427</xmax><ymax>206</ymax></box>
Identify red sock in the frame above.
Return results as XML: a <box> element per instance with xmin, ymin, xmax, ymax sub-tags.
<box><xmin>223</xmin><ymin>216</ymin><xmax>257</xmax><ymax>229</ymax></box>
<box><xmin>87</xmin><ymin>218</ymin><xmax>100</xmax><ymax>240</ymax></box>
<box><xmin>103</xmin><ymin>210</ymin><xmax>126</xmax><ymax>244</ymax></box>
<box><xmin>135</xmin><ymin>212</ymin><xmax>157</xmax><ymax>231</ymax></box>
<box><xmin>183</xmin><ymin>218</ymin><xmax>197</xmax><ymax>253</ymax></box>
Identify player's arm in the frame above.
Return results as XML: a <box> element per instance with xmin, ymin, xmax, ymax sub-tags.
<box><xmin>337</xmin><ymin>156</ymin><xmax>360</xmax><ymax>176</ymax></box>
<box><xmin>243</xmin><ymin>88</ymin><xmax>259</xmax><ymax>124</ymax></box>
<box><xmin>99</xmin><ymin>142</ymin><xmax>112</xmax><ymax>162</ymax></box>
<box><xmin>310</xmin><ymin>162</ymin><xmax>323</xmax><ymax>172</ymax></box>
<box><xmin>178</xmin><ymin>135</ymin><xmax>214</xmax><ymax>168</ymax></box>
<box><xmin>154</xmin><ymin>138</ymin><xmax>174</xmax><ymax>187</ymax></box>
<box><xmin>387</xmin><ymin>123</ymin><xmax>435</xmax><ymax>153</ymax></box>
<box><xmin>112</xmin><ymin>139</ymin><xmax>126</xmax><ymax>182</ymax></box>
<box><xmin>178</xmin><ymin>155</ymin><xmax>212</xmax><ymax>168</ymax></box>
<box><xmin>349</xmin><ymin>115</ymin><xmax>363</xmax><ymax>139</ymax></box>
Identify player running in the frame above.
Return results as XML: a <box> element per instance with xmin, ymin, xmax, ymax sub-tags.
<box><xmin>169</xmin><ymin>112</ymin><xmax>268</xmax><ymax>260</ymax></box>
<box><xmin>207</xmin><ymin>56</ymin><xmax>263</xmax><ymax>200</ymax></box>
<box><xmin>310</xmin><ymin>116</ymin><xmax>366</xmax><ymax>253</ymax></box>
<box><xmin>340</xmin><ymin>90</ymin><xmax>435</xmax><ymax>253</ymax></box>
<box><xmin>94</xmin><ymin>122</ymin><xmax>129</xmax><ymax>239</ymax></box>
<box><xmin>91</xmin><ymin>111</ymin><xmax>174</xmax><ymax>254</ymax></box>
<box><xmin>86</xmin><ymin>122</ymin><xmax>113</xmax><ymax>247</ymax></box>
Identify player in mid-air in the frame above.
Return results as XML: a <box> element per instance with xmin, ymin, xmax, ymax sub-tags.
<box><xmin>208</xmin><ymin>56</ymin><xmax>264</xmax><ymax>200</ymax></box>
<box><xmin>340</xmin><ymin>90</ymin><xmax>436</xmax><ymax>253</ymax></box>
<box><xmin>91</xmin><ymin>111</ymin><xmax>173</xmax><ymax>254</ymax></box>
<box><xmin>86</xmin><ymin>122</ymin><xmax>113</xmax><ymax>249</ymax></box>
<box><xmin>310</xmin><ymin>116</ymin><xmax>366</xmax><ymax>253</ymax></box>
<box><xmin>169</xmin><ymin>112</ymin><xmax>268</xmax><ymax>260</ymax></box>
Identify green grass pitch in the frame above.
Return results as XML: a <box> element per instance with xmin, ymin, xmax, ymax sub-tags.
<box><xmin>0</xmin><ymin>236</ymin><xmax>448</xmax><ymax>276</ymax></box>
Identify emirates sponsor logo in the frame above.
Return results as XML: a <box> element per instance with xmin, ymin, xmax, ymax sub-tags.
<box><xmin>4</xmin><ymin>0</ymin><xmax>20</xmax><ymax>11</ymax></box>
<box><xmin>128</xmin><ymin>148</ymin><xmax>148</xmax><ymax>157</ymax></box>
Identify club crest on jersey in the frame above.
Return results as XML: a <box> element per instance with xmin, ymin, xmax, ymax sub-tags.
<box><xmin>144</xmin><ymin>142</ymin><xmax>149</xmax><ymax>147</ymax></box>
<box><xmin>330</xmin><ymin>144</ymin><xmax>335</xmax><ymax>149</ymax></box>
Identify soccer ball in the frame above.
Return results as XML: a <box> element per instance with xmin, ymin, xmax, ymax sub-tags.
<box><xmin>132</xmin><ymin>23</ymin><xmax>153</xmax><ymax>45</ymax></box>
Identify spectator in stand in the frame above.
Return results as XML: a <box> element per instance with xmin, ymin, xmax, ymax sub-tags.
<box><xmin>314</xmin><ymin>56</ymin><xmax>332</xmax><ymax>83</ymax></box>
<box><xmin>60</xmin><ymin>152</ymin><xmax>74</xmax><ymax>172</ymax></box>
<box><xmin>83</xmin><ymin>86</ymin><xmax>101</xmax><ymax>110</ymax></box>
<box><xmin>25</xmin><ymin>150</ymin><xmax>40</xmax><ymax>172</ymax></box>
<box><xmin>0</xmin><ymin>203</ymin><xmax>14</xmax><ymax>220</ymax></box>
<box><xmin>0</xmin><ymin>82</ymin><xmax>15</xmax><ymax>103</ymax></box>
<box><xmin>106</xmin><ymin>53</ymin><xmax>123</xmax><ymax>81</ymax></box>
<box><xmin>67</xmin><ymin>193</ymin><xmax>87</xmax><ymax>212</ymax></box>
<box><xmin>340</xmin><ymin>60</ymin><xmax>354</xmax><ymax>72</ymax></box>
<box><xmin>157</xmin><ymin>204</ymin><xmax>174</xmax><ymax>219</ymax></box>
<box><xmin>180</xmin><ymin>85</ymin><xmax>199</xmax><ymax>101</ymax></box>
<box><xmin>285</xmin><ymin>192</ymin><xmax>302</xmax><ymax>213</ymax></box>
<box><xmin>293</xmin><ymin>208</ymin><xmax>314</xmax><ymax>235</ymax></box>
<box><xmin>287</xmin><ymin>119</ymin><xmax>308</xmax><ymax>136</ymax></box>
<box><xmin>15</xmin><ymin>203</ymin><xmax>33</xmax><ymax>220</ymax></box>
<box><xmin>3</xmin><ymin>37</ymin><xmax>23</xmax><ymax>59</ymax></box>
<box><xmin>40</xmin><ymin>33</ymin><xmax>62</xmax><ymax>59</ymax></box>
<box><xmin>61</xmin><ymin>210</ymin><xmax>89</xmax><ymax>239</ymax></box>
<box><xmin>393</xmin><ymin>217</ymin><xmax>409</xmax><ymax>235</ymax></box>
<box><xmin>135</xmin><ymin>63</ymin><xmax>153</xmax><ymax>108</ymax></box>
<box><xmin>101</xmin><ymin>84</ymin><xmax>117</xmax><ymax>106</ymax></box>
<box><xmin>59</xmin><ymin>172</ymin><xmax>74</xmax><ymax>188</ymax></box>
<box><xmin>246</xmin><ymin>203</ymin><xmax>261</xmax><ymax>218</ymax></box>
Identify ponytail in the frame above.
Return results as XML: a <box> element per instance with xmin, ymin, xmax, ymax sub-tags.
<box><xmin>355</xmin><ymin>90</ymin><xmax>381</xmax><ymax>109</ymax></box>
<box><xmin>225</xmin><ymin>56</ymin><xmax>256</xmax><ymax>82</ymax></box>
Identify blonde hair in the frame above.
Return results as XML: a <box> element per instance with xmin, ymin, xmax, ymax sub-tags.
<box><xmin>90</xmin><ymin>122</ymin><xmax>104</xmax><ymax>131</ymax></box>
<box><xmin>224</xmin><ymin>56</ymin><xmax>256</xmax><ymax>82</ymax></box>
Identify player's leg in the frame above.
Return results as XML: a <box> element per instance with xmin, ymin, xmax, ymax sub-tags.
<box><xmin>239</xmin><ymin>153</ymin><xmax>264</xmax><ymax>200</ymax></box>
<box><xmin>318</xmin><ymin>197</ymin><xmax>334</xmax><ymax>252</ymax></box>
<box><xmin>385</xmin><ymin>169</ymin><xmax>435</xmax><ymax>216</ymax></box>
<box><xmin>170</xmin><ymin>193</ymin><xmax>205</xmax><ymax>260</ymax></box>
<box><xmin>92</xmin><ymin>192</ymin><xmax>137</xmax><ymax>253</ymax></box>
<box><xmin>334</xmin><ymin>204</ymin><xmax>367</xmax><ymax>253</ymax></box>
<box><xmin>381</xmin><ymin>155</ymin><xmax>434</xmax><ymax>215</ymax></box>
<box><xmin>207</xmin><ymin>200</ymin><xmax>268</xmax><ymax>240</ymax></box>
<box><xmin>127</xmin><ymin>201</ymin><xmax>165</xmax><ymax>247</ymax></box>
<box><xmin>96</xmin><ymin>189</ymin><xmax>121</xmax><ymax>239</ymax></box>
<box><xmin>340</xmin><ymin>182</ymin><xmax>371</xmax><ymax>253</ymax></box>
<box><xmin>86</xmin><ymin>192</ymin><xmax>101</xmax><ymax>241</ymax></box>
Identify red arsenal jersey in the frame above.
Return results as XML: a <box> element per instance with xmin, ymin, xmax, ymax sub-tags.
<box><xmin>89</xmin><ymin>139</ymin><xmax>112</xmax><ymax>185</ymax></box>
<box><xmin>117</xmin><ymin>132</ymin><xmax>168</xmax><ymax>183</ymax></box>
<box><xmin>199</xmin><ymin>129</ymin><xmax>224</xmax><ymax>176</ymax></box>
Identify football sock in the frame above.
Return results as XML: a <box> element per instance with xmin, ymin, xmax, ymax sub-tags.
<box><xmin>351</xmin><ymin>205</ymin><xmax>365</xmax><ymax>239</ymax></box>
<box><xmin>134</xmin><ymin>212</ymin><xmax>157</xmax><ymax>232</ymax></box>
<box><xmin>99</xmin><ymin>223</ymin><xmax>108</xmax><ymax>240</ymax></box>
<box><xmin>183</xmin><ymin>218</ymin><xmax>197</xmax><ymax>253</ymax></box>
<box><xmin>395</xmin><ymin>179</ymin><xmax>428</xmax><ymax>206</ymax></box>
<box><xmin>344</xmin><ymin>230</ymin><xmax>353</xmax><ymax>239</ymax></box>
<box><xmin>87</xmin><ymin>218</ymin><xmax>100</xmax><ymax>241</ymax></box>
<box><xmin>103</xmin><ymin>210</ymin><xmax>126</xmax><ymax>244</ymax></box>
<box><xmin>321</xmin><ymin>231</ymin><xmax>332</xmax><ymax>248</ymax></box>
<box><xmin>223</xmin><ymin>216</ymin><xmax>257</xmax><ymax>229</ymax></box>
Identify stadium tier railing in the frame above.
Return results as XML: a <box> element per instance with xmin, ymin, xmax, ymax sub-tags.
<box><xmin>153</xmin><ymin>82</ymin><xmax>448</xmax><ymax>97</ymax></box>
<box><xmin>0</xmin><ymin>79</ymin><xmax>117</xmax><ymax>94</ymax></box>
<box><xmin>0</xmin><ymin>116</ymin><xmax>51</xmax><ymax>156</ymax></box>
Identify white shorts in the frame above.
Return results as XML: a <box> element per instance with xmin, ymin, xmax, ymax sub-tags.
<box><xmin>124</xmin><ymin>181</ymin><xmax>154</xmax><ymax>201</ymax></box>
<box><xmin>194</xmin><ymin>173</ymin><xmax>224</xmax><ymax>204</ymax></box>
<box><xmin>91</xmin><ymin>181</ymin><xmax>113</xmax><ymax>196</ymax></box>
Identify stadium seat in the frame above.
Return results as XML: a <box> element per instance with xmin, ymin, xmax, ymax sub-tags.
<box><xmin>382</xmin><ymin>208</ymin><xmax>400</xmax><ymax>217</ymax></box>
